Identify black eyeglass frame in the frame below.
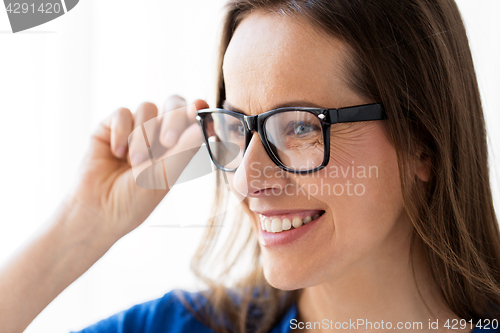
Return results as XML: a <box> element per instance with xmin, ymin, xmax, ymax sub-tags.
<box><xmin>196</xmin><ymin>103</ymin><xmax>386</xmax><ymax>174</ymax></box>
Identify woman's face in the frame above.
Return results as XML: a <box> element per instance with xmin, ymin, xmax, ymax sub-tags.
<box><xmin>222</xmin><ymin>12</ymin><xmax>412</xmax><ymax>290</ymax></box>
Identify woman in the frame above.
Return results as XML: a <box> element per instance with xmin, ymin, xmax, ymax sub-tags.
<box><xmin>1</xmin><ymin>0</ymin><xmax>499</xmax><ymax>332</ymax></box>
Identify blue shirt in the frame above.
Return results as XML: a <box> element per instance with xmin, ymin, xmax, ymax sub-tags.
<box><xmin>72</xmin><ymin>290</ymin><xmax>499</xmax><ymax>333</ymax></box>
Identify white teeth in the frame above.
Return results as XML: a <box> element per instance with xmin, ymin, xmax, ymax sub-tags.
<box><xmin>260</xmin><ymin>213</ymin><xmax>322</xmax><ymax>233</ymax></box>
<box><xmin>282</xmin><ymin>218</ymin><xmax>291</xmax><ymax>230</ymax></box>
<box><xmin>265</xmin><ymin>218</ymin><xmax>272</xmax><ymax>232</ymax></box>
<box><xmin>292</xmin><ymin>217</ymin><xmax>303</xmax><ymax>229</ymax></box>
<box><xmin>271</xmin><ymin>218</ymin><xmax>282</xmax><ymax>232</ymax></box>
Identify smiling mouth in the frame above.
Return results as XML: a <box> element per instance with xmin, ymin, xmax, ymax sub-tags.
<box><xmin>258</xmin><ymin>210</ymin><xmax>325</xmax><ymax>233</ymax></box>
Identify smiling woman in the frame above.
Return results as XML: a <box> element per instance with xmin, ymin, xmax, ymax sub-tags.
<box><xmin>0</xmin><ymin>0</ymin><xmax>499</xmax><ymax>333</ymax></box>
<box><xmin>187</xmin><ymin>0</ymin><xmax>500</xmax><ymax>331</ymax></box>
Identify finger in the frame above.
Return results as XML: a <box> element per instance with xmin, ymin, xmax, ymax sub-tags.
<box><xmin>168</xmin><ymin>123</ymin><xmax>205</xmax><ymax>155</ymax></box>
<box><xmin>162</xmin><ymin>123</ymin><xmax>205</xmax><ymax>186</ymax></box>
<box><xmin>159</xmin><ymin>97</ymin><xmax>209</xmax><ymax>149</ymax></box>
<box><xmin>189</xmin><ymin>99</ymin><xmax>209</xmax><ymax>122</ymax></box>
<box><xmin>88</xmin><ymin>109</ymin><xmax>125</xmax><ymax>161</ymax></box>
<box><xmin>134</xmin><ymin>101</ymin><xmax>158</xmax><ymax>130</ymax></box>
<box><xmin>110</xmin><ymin>108</ymin><xmax>133</xmax><ymax>159</ymax></box>
<box><xmin>92</xmin><ymin>112</ymin><xmax>114</xmax><ymax>146</ymax></box>
<box><xmin>163</xmin><ymin>94</ymin><xmax>188</xmax><ymax>115</ymax></box>
<box><xmin>159</xmin><ymin>95</ymin><xmax>188</xmax><ymax>148</ymax></box>
<box><xmin>181</xmin><ymin>99</ymin><xmax>209</xmax><ymax>127</ymax></box>
<box><xmin>135</xmin><ymin>122</ymin><xmax>205</xmax><ymax>190</ymax></box>
<box><xmin>129</xmin><ymin>102</ymin><xmax>158</xmax><ymax>165</ymax></box>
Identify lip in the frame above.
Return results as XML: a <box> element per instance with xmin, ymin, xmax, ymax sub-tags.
<box><xmin>254</xmin><ymin>209</ymin><xmax>322</xmax><ymax>218</ymax></box>
<box><xmin>255</xmin><ymin>209</ymin><xmax>325</xmax><ymax>247</ymax></box>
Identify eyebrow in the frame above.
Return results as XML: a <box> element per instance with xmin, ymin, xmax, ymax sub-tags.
<box><xmin>222</xmin><ymin>100</ymin><xmax>327</xmax><ymax>114</ymax></box>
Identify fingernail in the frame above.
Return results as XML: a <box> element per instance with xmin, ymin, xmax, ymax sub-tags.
<box><xmin>163</xmin><ymin>130</ymin><xmax>179</xmax><ymax>148</ymax></box>
<box><xmin>116</xmin><ymin>146</ymin><xmax>127</xmax><ymax>158</ymax></box>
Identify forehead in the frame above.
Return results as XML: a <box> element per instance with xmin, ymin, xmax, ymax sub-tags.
<box><xmin>222</xmin><ymin>11</ymin><xmax>357</xmax><ymax>114</ymax></box>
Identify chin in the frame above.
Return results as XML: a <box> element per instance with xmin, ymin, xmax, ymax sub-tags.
<box><xmin>263</xmin><ymin>273</ymin><xmax>301</xmax><ymax>291</ymax></box>
<box><xmin>261</xmin><ymin>258</ymin><xmax>313</xmax><ymax>290</ymax></box>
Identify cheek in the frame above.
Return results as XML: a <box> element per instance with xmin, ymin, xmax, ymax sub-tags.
<box><xmin>298</xmin><ymin>123</ymin><xmax>404</xmax><ymax>254</ymax></box>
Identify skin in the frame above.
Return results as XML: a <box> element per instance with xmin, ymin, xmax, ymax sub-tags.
<box><xmin>0</xmin><ymin>9</ymin><xmax>471</xmax><ymax>333</ymax></box>
<box><xmin>0</xmin><ymin>96</ymin><xmax>209</xmax><ymax>332</ymax></box>
<box><xmin>222</xmin><ymin>11</ymin><xmax>469</xmax><ymax>332</ymax></box>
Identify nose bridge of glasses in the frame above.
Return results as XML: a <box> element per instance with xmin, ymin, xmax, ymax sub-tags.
<box><xmin>243</xmin><ymin>114</ymin><xmax>258</xmax><ymax>132</ymax></box>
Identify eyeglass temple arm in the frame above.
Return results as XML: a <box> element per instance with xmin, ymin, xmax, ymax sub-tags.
<box><xmin>327</xmin><ymin>103</ymin><xmax>386</xmax><ymax>124</ymax></box>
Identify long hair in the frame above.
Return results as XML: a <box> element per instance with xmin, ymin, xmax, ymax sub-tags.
<box><xmin>181</xmin><ymin>1</ymin><xmax>500</xmax><ymax>332</ymax></box>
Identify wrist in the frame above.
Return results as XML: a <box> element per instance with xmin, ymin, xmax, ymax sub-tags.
<box><xmin>53</xmin><ymin>194</ymin><xmax>119</xmax><ymax>252</ymax></box>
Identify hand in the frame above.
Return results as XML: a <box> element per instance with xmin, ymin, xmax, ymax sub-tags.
<box><xmin>67</xmin><ymin>95</ymin><xmax>208</xmax><ymax>240</ymax></box>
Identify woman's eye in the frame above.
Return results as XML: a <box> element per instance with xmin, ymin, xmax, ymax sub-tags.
<box><xmin>229</xmin><ymin>124</ymin><xmax>245</xmax><ymax>136</ymax></box>
<box><xmin>292</xmin><ymin>122</ymin><xmax>317</xmax><ymax>136</ymax></box>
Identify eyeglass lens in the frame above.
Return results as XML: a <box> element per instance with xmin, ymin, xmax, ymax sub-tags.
<box><xmin>202</xmin><ymin>111</ymin><xmax>325</xmax><ymax>171</ymax></box>
<box><xmin>265</xmin><ymin>111</ymin><xmax>324</xmax><ymax>170</ymax></box>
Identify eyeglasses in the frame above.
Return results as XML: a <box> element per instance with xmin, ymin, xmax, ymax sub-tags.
<box><xmin>196</xmin><ymin>103</ymin><xmax>386</xmax><ymax>174</ymax></box>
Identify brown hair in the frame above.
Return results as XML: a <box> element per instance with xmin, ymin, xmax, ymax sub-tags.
<box><xmin>181</xmin><ymin>0</ymin><xmax>500</xmax><ymax>332</ymax></box>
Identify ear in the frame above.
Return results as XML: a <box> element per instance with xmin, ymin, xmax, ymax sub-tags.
<box><xmin>415</xmin><ymin>151</ymin><xmax>431</xmax><ymax>182</ymax></box>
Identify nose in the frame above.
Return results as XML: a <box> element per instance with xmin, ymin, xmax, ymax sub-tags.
<box><xmin>230</xmin><ymin>132</ymin><xmax>290</xmax><ymax>198</ymax></box>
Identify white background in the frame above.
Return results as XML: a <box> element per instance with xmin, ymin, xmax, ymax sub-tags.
<box><xmin>0</xmin><ymin>1</ymin><xmax>498</xmax><ymax>332</ymax></box>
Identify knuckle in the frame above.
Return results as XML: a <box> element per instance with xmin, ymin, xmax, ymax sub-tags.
<box><xmin>165</xmin><ymin>95</ymin><xmax>187</xmax><ymax>112</ymax></box>
<box><xmin>116</xmin><ymin>107</ymin><xmax>131</xmax><ymax>117</ymax></box>
<box><xmin>114</xmin><ymin>107</ymin><xmax>130</xmax><ymax>117</ymax></box>
<box><xmin>137</xmin><ymin>101</ymin><xmax>158</xmax><ymax>113</ymax></box>
<box><xmin>167</xmin><ymin>94</ymin><xmax>186</xmax><ymax>103</ymax></box>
